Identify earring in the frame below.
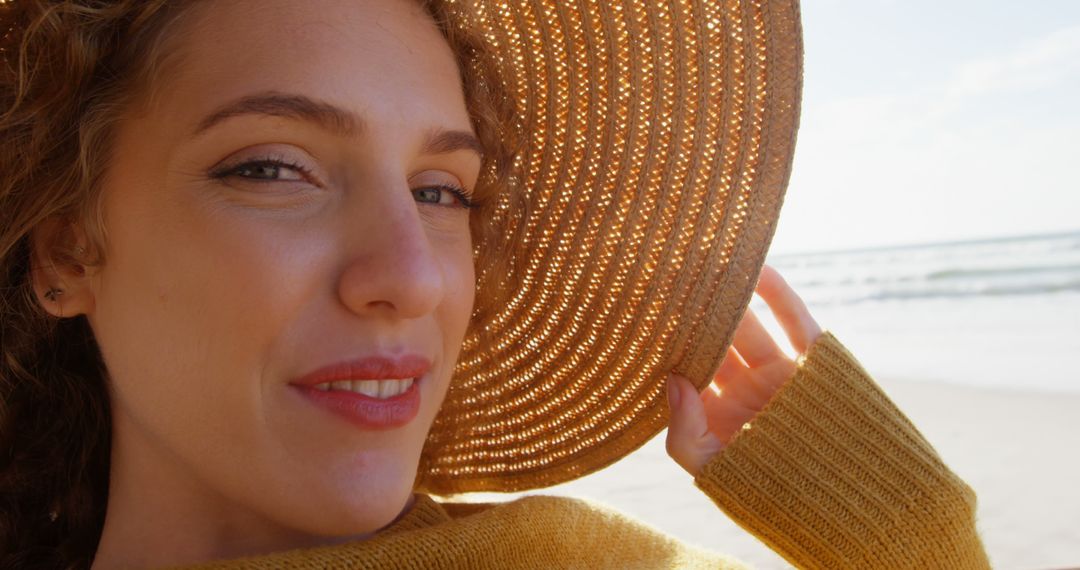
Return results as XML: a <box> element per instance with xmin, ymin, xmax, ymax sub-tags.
<box><xmin>44</xmin><ymin>287</ymin><xmax>63</xmax><ymax>302</ymax></box>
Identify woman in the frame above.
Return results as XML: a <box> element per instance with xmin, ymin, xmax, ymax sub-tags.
<box><xmin>0</xmin><ymin>0</ymin><xmax>991</xmax><ymax>568</ymax></box>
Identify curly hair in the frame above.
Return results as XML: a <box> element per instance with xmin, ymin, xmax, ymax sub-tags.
<box><xmin>0</xmin><ymin>1</ymin><xmax>524</xmax><ymax>567</ymax></box>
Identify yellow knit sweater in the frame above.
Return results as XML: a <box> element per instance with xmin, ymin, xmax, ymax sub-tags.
<box><xmin>174</xmin><ymin>332</ymin><xmax>991</xmax><ymax>569</ymax></box>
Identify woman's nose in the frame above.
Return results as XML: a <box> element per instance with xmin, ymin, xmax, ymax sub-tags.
<box><xmin>336</xmin><ymin>185</ymin><xmax>444</xmax><ymax>320</ymax></box>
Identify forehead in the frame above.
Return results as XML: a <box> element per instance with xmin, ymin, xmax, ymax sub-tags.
<box><xmin>150</xmin><ymin>0</ymin><xmax>470</xmax><ymax>134</ymax></box>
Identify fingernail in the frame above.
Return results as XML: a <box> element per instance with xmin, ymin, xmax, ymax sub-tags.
<box><xmin>666</xmin><ymin>374</ymin><xmax>681</xmax><ymax>409</ymax></box>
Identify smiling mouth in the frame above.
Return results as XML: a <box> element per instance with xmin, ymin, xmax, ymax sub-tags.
<box><xmin>294</xmin><ymin>375</ymin><xmax>422</xmax><ymax>431</ymax></box>
<box><xmin>310</xmin><ymin>378</ymin><xmax>415</xmax><ymax>399</ymax></box>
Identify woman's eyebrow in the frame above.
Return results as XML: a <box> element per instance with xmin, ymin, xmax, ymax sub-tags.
<box><xmin>191</xmin><ymin>91</ymin><xmax>483</xmax><ymax>158</ymax></box>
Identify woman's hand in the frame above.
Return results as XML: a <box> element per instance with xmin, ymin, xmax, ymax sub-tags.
<box><xmin>665</xmin><ymin>264</ymin><xmax>824</xmax><ymax>477</ymax></box>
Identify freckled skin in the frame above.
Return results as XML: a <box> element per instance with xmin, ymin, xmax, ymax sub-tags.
<box><xmin>71</xmin><ymin>0</ymin><xmax>480</xmax><ymax>567</ymax></box>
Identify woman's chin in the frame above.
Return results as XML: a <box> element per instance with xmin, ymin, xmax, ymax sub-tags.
<box><xmin>285</xmin><ymin>477</ymin><xmax>417</xmax><ymax>539</ymax></box>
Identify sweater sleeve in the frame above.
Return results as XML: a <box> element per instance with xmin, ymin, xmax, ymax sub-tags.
<box><xmin>692</xmin><ymin>331</ymin><xmax>992</xmax><ymax>569</ymax></box>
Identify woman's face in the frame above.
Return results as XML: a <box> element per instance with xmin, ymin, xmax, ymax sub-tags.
<box><xmin>82</xmin><ymin>0</ymin><xmax>477</xmax><ymax>542</ymax></box>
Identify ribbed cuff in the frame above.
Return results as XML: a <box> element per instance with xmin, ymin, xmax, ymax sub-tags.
<box><xmin>693</xmin><ymin>331</ymin><xmax>991</xmax><ymax>569</ymax></box>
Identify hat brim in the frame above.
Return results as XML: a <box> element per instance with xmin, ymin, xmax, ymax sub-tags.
<box><xmin>418</xmin><ymin>0</ymin><xmax>803</xmax><ymax>495</ymax></box>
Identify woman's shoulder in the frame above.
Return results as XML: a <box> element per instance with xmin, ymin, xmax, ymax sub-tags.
<box><xmin>179</xmin><ymin>493</ymin><xmax>750</xmax><ymax>569</ymax></box>
<box><xmin>412</xmin><ymin>491</ymin><xmax>678</xmax><ymax>538</ymax></box>
<box><xmin>393</xmin><ymin>493</ymin><xmax>751</xmax><ymax>568</ymax></box>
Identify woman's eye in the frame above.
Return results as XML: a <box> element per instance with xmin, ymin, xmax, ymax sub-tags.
<box><xmin>227</xmin><ymin>160</ymin><xmax>307</xmax><ymax>182</ymax></box>
<box><xmin>211</xmin><ymin>158</ymin><xmax>311</xmax><ymax>183</ymax></box>
<box><xmin>413</xmin><ymin>184</ymin><xmax>476</xmax><ymax>209</ymax></box>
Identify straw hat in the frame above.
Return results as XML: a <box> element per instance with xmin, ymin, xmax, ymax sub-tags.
<box><xmin>418</xmin><ymin>0</ymin><xmax>804</xmax><ymax>495</ymax></box>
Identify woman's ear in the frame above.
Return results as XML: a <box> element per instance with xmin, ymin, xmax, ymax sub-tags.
<box><xmin>28</xmin><ymin>216</ymin><xmax>96</xmax><ymax>319</ymax></box>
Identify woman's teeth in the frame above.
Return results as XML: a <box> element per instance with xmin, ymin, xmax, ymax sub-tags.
<box><xmin>313</xmin><ymin>378</ymin><xmax>414</xmax><ymax>398</ymax></box>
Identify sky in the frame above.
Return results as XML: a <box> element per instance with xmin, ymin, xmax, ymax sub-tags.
<box><xmin>767</xmin><ymin>0</ymin><xmax>1080</xmax><ymax>255</ymax></box>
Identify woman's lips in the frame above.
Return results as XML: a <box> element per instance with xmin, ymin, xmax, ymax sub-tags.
<box><xmin>290</xmin><ymin>354</ymin><xmax>430</xmax><ymax>430</ymax></box>
<box><xmin>291</xmin><ymin>355</ymin><xmax>432</xmax><ymax>386</ymax></box>
<box><xmin>293</xmin><ymin>379</ymin><xmax>421</xmax><ymax>430</ymax></box>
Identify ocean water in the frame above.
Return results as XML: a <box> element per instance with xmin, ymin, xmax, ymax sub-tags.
<box><xmin>764</xmin><ymin>230</ymin><xmax>1080</xmax><ymax>307</ymax></box>
<box><xmin>757</xmin><ymin>230</ymin><xmax>1080</xmax><ymax>393</ymax></box>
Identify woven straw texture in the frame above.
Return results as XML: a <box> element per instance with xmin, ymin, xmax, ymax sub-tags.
<box><xmin>416</xmin><ymin>0</ymin><xmax>803</xmax><ymax>495</ymax></box>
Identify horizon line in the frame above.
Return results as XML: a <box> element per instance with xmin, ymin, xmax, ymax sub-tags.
<box><xmin>767</xmin><ymin>228</ymin><xmax>1080</xmax><ymax>258</ymax></box>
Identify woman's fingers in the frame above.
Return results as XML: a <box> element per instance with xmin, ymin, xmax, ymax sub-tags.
<box><xmin>713</xmin><ymin>343</ymin><xmax>774</xmax><ymax>407</ymax></box>
<box><xmin>665</xmin><ymin>373</ymin><xmax>724</xmax><ymax>477</ymax></box>
<box><xmin>755</xmin><ymin>264</ymin><xmax>822</xmax><ymax>354</ymax></box>
<box><xmin>666</xmin><ymin>264</ymin><xmax>821</xmax><ymax>478</ymax></box>
<box><xmin>731</xmin><ymin>306</ymin><xmax>784</xmax><ymax>368</ymax></box>
<box><xmin>712</xmin><ymin>345</ymin><xmax>745</xmax><ymax>388</ymax></box>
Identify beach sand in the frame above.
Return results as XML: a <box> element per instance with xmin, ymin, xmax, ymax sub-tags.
<box><xmin>463</xmin><ymin>378</ymin><xmax>1080</xmax><ymax>569</ymax></box>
